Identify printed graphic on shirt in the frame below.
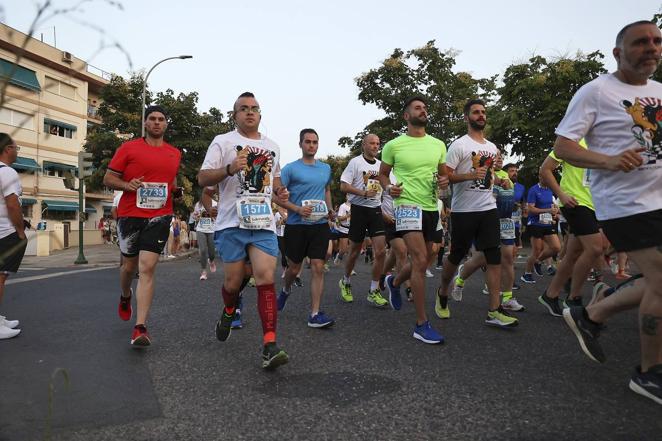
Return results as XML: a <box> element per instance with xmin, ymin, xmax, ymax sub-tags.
<box><xmin>470</xmin><ymin>150</ymin><xmax>496</xmax><ymax>190</ymax></box>
<box><xmin>622</xmin><ymin>97</ymin><xmax>662</xmax><ymax>164</ymax></box>
<box><xmin>236</xmin><ymin>145</ymin><xmax>276</xmax><ymax>195</ymax></box>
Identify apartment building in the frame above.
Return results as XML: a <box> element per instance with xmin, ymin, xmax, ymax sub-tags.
<box><xmin>0</xmin><ymin>22</ymin><xmax>113</xmax><ymax>254</ymax></box>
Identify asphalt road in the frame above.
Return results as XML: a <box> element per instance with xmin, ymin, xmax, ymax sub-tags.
<box><xmin>1</xmin><ymin>253</ymin><xmax>660</xmax><ymax>441</ymax></box>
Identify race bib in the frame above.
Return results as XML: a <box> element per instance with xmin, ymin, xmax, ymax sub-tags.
<box><xmin>366</xmin><ymin>179</ymin><xmax>383</xmax><ymax>199</ymax></box>
<box><xmin>302</xmin><ymin>199</ymin><xmax>328</xmax><ymax>222</ymax></box>
<box><xmin>512</xmin><ymin>208</ymin><xmax>522</xmax><ymax>224</ymax></box>
<box><xmin>236</xmin><ymin>197</ymin><xmax>273</xmax><ymax>230</ymax></box>
<box><xmin>500</xmin><ymin>218</ymin><xmax>516</xmax><ymax>240</ymax></box>
<box><xmin>539</xmin><ymin>212</ymin><xmax>553</xmax><ymax>225</ymax></box>
<box><xmin>137</xmin><ymin>182</ymin><xmax>168</xmax><ymax>209</ymax></box>
<box><xmin>394</xmin><ymin>204</ymin><xmax>422</xmax><ymax>232</ymax></box>
<box><xmin>582</xmin><ymin>168</ymin><xmax>592</xmax><ymax>187</ymax></box>
<box><xmin>197</xmin><ymin>217</ymin><xmax>214</xmax><ymax>233</ymax></box>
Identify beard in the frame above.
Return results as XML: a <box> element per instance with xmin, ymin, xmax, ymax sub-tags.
<box><xmin>409</xmin><ymin>116</ymin><xmax>428</xmax><ymax>127</ymax></box>
<box><xmin>468</xmin><ymin>119</ymin><xmax>485</xmax><ymax>131</ymax></box>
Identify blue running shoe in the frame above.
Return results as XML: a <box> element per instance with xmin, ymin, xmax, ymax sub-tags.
<box><xmin>277</xmin><ymin>289</ymin><xmax>290</xmax><ymax>311</ymax></box>
<box><xmin>385</xmin><ymin>274</ymin><xmax>402</xmax><ymax>310</ymax></box>
<box><xmin>512</xmin><ymin>283</ymin><xmax>521</xmax><ymax>291</ymax></box>
<box><xmin>308</xmin><ymin>311</ymin><xmax>335</xmax><ymax>328</ymax></box>
<box><xmin>413</xmin><ymin>321</ymin><xmax>444</xmax><ymax>344</ymax></box>
<box><xmin>231</xmin><ymin>309</ymin><xmax>243</xmax><ymax>329</ymax></box>
<box><xmin>520</xmin><ymin>273</ymin><xmax>536</xmax><ymax>284</ymax></box>
<box><xmin>534</xmin><ymin>262</ymin><xmax>543</xmax><ymax>277</ymax></box>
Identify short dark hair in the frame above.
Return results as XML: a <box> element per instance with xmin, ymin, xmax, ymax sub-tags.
<box><xmin>403</xmin><ymin>95</ymin><xmax>427</xmax><ymax>112</ymax></box>
<box><xmin>616</xmin><ymin>20</ymin><xmax>655</xmax><ymax>47</ymax></box>
<box><xmin>144</xmin><ymin>105</ymin><xmax>168</xmax><ymax>121</ymax></box>
<box><xmin>504</xmin><ymin>163</ymin><xmax>518</xmax><ymax>171</ymax></box>
<box><xmin>463</xmin><ymin>98</ymin><xmax>486</xmax><ymax>116</ymax></box>
<box><xmin>0</xmin><ymin>133</ymin><xmax>14</xmax><ymax>153</ymax></box>
<box><xmin>299</xmin><ymin>128</ymin><xmax>318</xmax><ymax>144</ymax></box>
<box><xmin>234</xmin><ymin>91</ymin><xmax>256</xmax><ymax>112</ymax></box>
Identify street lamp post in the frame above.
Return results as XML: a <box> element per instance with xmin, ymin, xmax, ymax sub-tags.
<box><xmin>140</xmin><ymin>55</ymin><xmax>193</xmax><ymax>137</ymax></box>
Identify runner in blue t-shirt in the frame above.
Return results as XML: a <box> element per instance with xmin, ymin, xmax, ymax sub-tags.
<box><xmin>521</xmin><ymin>181</ymin><xmax>561</xmax><ymax>283</ymax></box>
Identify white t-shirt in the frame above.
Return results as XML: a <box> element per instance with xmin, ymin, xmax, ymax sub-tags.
<box><xmin>340</xmin><ymin>155</ymin><xmax>382</xmax><ymax>208</ymax></box>
<box><xmin>194</xmin><ymin>200</ymin><xmax>217</xmax><ymax>234</ymax></box>
<box><xmin>274</xmin><ymin>211</ymin><xmax>285</xmax><ymax>237</ymax></box>
<box><xmin>112</xmin><ymin>191</ymin><xmax>123</xmax><ymax>207</ymax></box>
<box><xmin>0</xmin><ymin>161</ymin><xmax>22</xmax><ymax>239</ymax></box>
<box><xmin>200</xmin><ymin>130</ymin><xmax>281</xmax><ymax>232</ymax></box>
<box><xmin>336</xmin><ymin>202</ymin><xmax>351</xmax><ymax>234</ymax></box>
<box><xmin>446</xmin><ymin>135</ymin><xmax>498</xmax><ymax>213</ymax></box>
<box><xmin>380</xmin><ymin>172</ymin><xmax>397</xmax><ymax>218</ymax></box>
<box><xmin>555</xmin><ymin>73</ymin><xmax>662</xmax><ymax>221</ymax></box>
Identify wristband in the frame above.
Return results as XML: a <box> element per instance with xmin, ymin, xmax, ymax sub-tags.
<box><xmin>226</xmin><ymin>164</ymin><xmax>234</xmax><ymax>176</ymax></box>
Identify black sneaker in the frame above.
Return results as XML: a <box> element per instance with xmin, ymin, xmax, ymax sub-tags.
<box><xmin>538</xmin><ymin>291</ymin><xmax>563</xmax><ymax>317</ymax></box>
<box><xmin>262</xmin><ymin>342</ymin><xmax>289</xmax><ymax>370</ymax></box>
<box><xmin>563</xmin><ymin>296</ymin><xmax>583</xmax><ymax>309</ymax></box>
<box><xmin>629</xmin><ymin>364</ymin><xmax>662</xmax><ymax>405</ymax></box>
<box><xmin>533</xmin><ymin>262</ymin><xmax>543</xmax><ymax>277</ymax></box>
<box><xmin>215</xmin><ymin>310</ymin><xmax>235</xmax><ymax>342</ymax></box>
<box><xmin>562</xmin><ymin>306</ymin><xmax>605</xmax><ymax>363</ymax></box>
<box><xmin>294</xmin><ymin>277</ymin><xmax>303</xmax><ymax>287</ymax></box>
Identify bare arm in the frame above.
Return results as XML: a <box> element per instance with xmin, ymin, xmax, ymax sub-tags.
<box><xmin>378</xmin><ymin>162</ymin><xmax>400</xmax><ymax>197</ymax></box>
<box><xmin>539</xmin><ymin>156</ymin><xmax>578</xmax><ymax>208</ymax></box>
<box><xmin>340</xmin><ymin>181</ymin><xmax>373</xmax><ymax>198</ymax></box>
<box><xmin>527</xmin><ymin>202</ymin><xmax>555</xmax><ymax>215</ymax></box>
<box><xmin>103</xmin><ymin>170</ymin><xmax>143</xmax><ymax>192</ymax></box>
<box><xmin>5</xmin><ymin>194</ymin><xmax>25</xmax><ymax>239</ymax></box>
<box><xmin>325</xmin><ymin>186</ymin><xmax>335</xmax><ymax>220</ymax></box>
<box><xmin>553</xmin><ymin>136</ymin><xmax>645</xmax><ymax>172</ymax></box>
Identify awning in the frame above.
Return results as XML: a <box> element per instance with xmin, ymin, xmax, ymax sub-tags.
<box><xmin>21</xmin><ymin>198</ymin><xmax>36</xmax><ymax>205</ymax></box>
<box><xmin>0</xmin><ymin>59</ymin><xmax>41</xmax><ymax>92</ymax></box>
<box><xmin>85</xmin><ymin>206</ymin><xmax>97</xmax><ymax>213</ymax></box>
<box><xmin>43</xmin><ymin>200</ymin><xmax>79</xmax><ymax>212</ymax></box>
<box><xmin>11</xmin><ymin>156</ymin><xmax>40</xmax><ymax>171</ymax></box>
<box><xmin>42</xmin><ymin>161</ymin><xmax>77</xmax><ymax>172</ymax></box>
<box><xmin>43</xmin><ymin>118</ymin><xmax>77</xmax><ymax>132</ymax></box>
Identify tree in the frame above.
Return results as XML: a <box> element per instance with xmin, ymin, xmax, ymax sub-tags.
<box><xmin>343</xmin><ymin>41</ymin><xmax>497</xmax><ymax>154</ymax></box>
<box><xmin>321</xmin><ymin>154</ymin><xmax>352</xmax><ymax>208</ymax></box>
<box><xmin>490</xmin><ymin>52</ymin><xmax>606</xmax><ymax>187</ymax></box>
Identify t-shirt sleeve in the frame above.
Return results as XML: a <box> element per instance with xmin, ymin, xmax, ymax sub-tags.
<box><xmin>445</xmin><ymin>140</ymin><xmax>462</xmax><ymax>170</ymax></box>
<box><xmin>555</xmin><ymin>82</ymin><xmax>598</xmax><ymax>142</ymax></box>
<box><xmin>381</xmin><ymin>142</ymin><xmax>394</xmax><ymax>166</ymax></box>
<box><xmin>0</xmin><ymin>169</ymin><xmax>20</xmax><ymax>198</ymax></box>
<box><xmin>339</xmin><ymin>159</ymin><xmax>354</xmax><ymax>184</ymax></box>
<box><xmin>108</xmin><ymin>144</ymin><xmax>129</xmax><ymax>174</ymax></box>
<box><xmin>200</xmin><ymin>140</ymin><xmax>223</xmax><ymax>171</ymax></box>
<box><xmin>326</xmin><ymin>164</ymin><xmax>333</xmax><ymax>186</ymax></box>
<box><xmin>273</xmin><ymin>156</ymin><xmax>281</xmax><ymax>178</ymax></box>
<box><xmin>439</xmin><ymin>141</ymin><xmax>447</xmax><ymax>164</ymax></box>
<box><xmin>280</xmin><ymin>164</ymin><xmax>290</xmax><ymax>188</ymax></box>
<box><xmin>548</xmin><ymin>150</ymin><xmax>563</xmax><ymax>164</ymax></box>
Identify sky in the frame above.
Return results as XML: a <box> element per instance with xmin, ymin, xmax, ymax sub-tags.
<box><xmin>3</xmin><ymin>0</ymin><xmax>661</xmax><ymax>165</ymax></box>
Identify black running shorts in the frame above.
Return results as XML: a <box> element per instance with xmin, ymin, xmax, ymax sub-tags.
<box><xmin>450</xmin><ymin>209</ymin><xmax>500</xmax><ymax>252</ymax></box>
<box><xmin>601</xmin><ymin>209</ymin><xmax>662</xmax><ymax>252</ymax></box>
<box><xmin>284</xmin><ymin>223</ymin><xmax>330</xmax><ymax>263</ymax></box>
<box><xmin>560</xmin><ymin>205</ymin><xmax>599</xmax><ymax>236</ymax></box>
<box><xmin>117</xmin><ymin>215</ymin><xmax>172</xmax><ymax>257</ymax></box>
<box><xmin>348</xmin><ymin>204</ymin><xmax>385</xmax><ymax>243</ymax></box>
<box><xmin>527</xmin><ymin>224</ymin><xmax>557</xmax><ymax>239</ymax></box>
<box><xmin>0</xmin><ymin>232</ymin><xmax>27</xmax><ymax>273</ymax></box>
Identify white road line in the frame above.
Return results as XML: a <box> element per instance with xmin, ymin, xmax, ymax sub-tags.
<box><xmin>18</xmin><ymin>267</ymin><xmax>46</xmax><ymax>271</ymax></box>
<box><xmin>7</xmin><ymin>265</ymin><xmax>116</xmax><ymax>285</ymax></box>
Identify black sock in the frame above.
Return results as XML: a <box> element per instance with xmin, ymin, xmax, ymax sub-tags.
<box><xmin>440</xmin><ymin>295</ymin><xmax>448</xmax><ymax>309</ymax></box>
<box><xmin>581</xmin><ymin>307</ymin><xmax>602</xmax><ymax>326</ymax></box>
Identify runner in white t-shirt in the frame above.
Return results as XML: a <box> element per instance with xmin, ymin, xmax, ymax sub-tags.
<box><xmin>436</xmin><ymin>99</ymin><xmax>518</xmax><ymax>329</ymax></box>
<box><xmin>198</xmin><ymin>92</ymin><xmax>288</xmax><ymax>370</ymax></box>
<box><xmin>553</xmin><ymin>21</ymin><xmax>662</xmax><ymax>405</ymax></box>
<box><xmin>0</xmin><ymin>134</ymin><xmax>26</xmax><ymax>340</ymax></box>
<box><xmin>193</xmin><ymin>195</ymin><xmax>218</xmax><ymax>281</ymax></box>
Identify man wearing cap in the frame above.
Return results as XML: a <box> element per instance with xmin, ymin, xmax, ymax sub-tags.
<box><xmin>103</xmin><ymin>105</ymin><xmax>182</xmax><ymax>347</ymax></box>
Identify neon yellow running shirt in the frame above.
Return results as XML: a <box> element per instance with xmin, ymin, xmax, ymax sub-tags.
<box><xmin>548</xmin><ymin>139</ymin><xmax>594</xmax><ymax>210</ymax></box>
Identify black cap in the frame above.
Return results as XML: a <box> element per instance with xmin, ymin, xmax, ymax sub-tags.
<box><xmin>144</xmin><ymin>105</ymin><xmax>168</xmax><ymax>121</ymax></box>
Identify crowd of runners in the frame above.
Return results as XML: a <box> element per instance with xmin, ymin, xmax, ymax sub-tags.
<box><xmin>1</xmin><ymin>19</ymin><xmax>660</xmax><ymax>406</ymax></box>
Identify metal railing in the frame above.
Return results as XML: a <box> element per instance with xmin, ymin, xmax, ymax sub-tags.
<box><xmin>85</xmin><ymin>63</ymin><xmax>112</xmax><ymax>81</ymax></box>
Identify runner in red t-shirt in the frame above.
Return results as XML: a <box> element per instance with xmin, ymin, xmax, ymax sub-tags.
<box><xmin>103</xmin><ymin>105</ymin><xmax>182</xmax><ymax>347</ymax></box>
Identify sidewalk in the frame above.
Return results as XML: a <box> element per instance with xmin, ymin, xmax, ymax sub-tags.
<box><xmin>21</xmin><ymin>244</ymin><xmax>197</xmax><ymax>269</ymax></box>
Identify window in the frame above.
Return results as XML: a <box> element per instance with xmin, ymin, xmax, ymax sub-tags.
<box><xmin>44</xmin><ymin>76</ymin><xmax>76</xmax><ymax>99</ymax></box>
<box><xmin>43</xmin><ymin>167</ymin><xmax>64</xmax><ymax>177</ymax></box>
<box><xmin>42</xmin><ymin>209</ymin><xmax>76</xmax><ymax>221</ymax></box>
<box><xmin>0</xmin><ymin>107</ymin><xmax>34</xmax><ymax>130</ymax></box>
<box><xmin>44</xmin><ymin>119</ymin><xmax>76</xmax><ymax>139</ymax></box>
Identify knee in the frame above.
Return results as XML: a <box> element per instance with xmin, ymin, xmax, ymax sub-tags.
<box><xmin>374</xmin><ymin>246</ymin><xmax>386</xmax><ymax>261</ymax></box>
<box><xmin>483</xmin><ymin>247</ymin><xmax>501</xmax><ymax>265</ymax></box>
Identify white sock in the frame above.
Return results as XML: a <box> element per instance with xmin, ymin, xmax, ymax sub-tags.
<box><xmin>370</xmin><ymin>280</ymin><xmax>379</xmax><ymax>291</ymax></box>
<box><xmin>343</xmin><ymin>275</ymin><xmax>351</xmax><ymax>284</ymax></box>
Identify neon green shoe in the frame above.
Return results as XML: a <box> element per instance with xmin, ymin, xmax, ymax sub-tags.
<box><xmin>435</xmin><ymin>289</ymin><xmax>450</xmax><ymax>319</ymax></box>
<box><xmin>367</xmin><ymin>288</ymin><xmax>388</xmax><ymax>307</ymax></box>
<box><xmin>485</xmin><ymin>307</ymin><xmax>518</xmax><ymax>328</ymax></box>
<box><xmin>339</xmin><ymin>279</ymin><xmax>353</xmax><ymax>303</ymax></box>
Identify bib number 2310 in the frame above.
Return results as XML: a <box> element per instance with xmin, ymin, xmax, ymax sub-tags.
<box><xmin>395</xmin><ymin>204</ymin><xmax>422</xmax><ymax>231</ymax></box>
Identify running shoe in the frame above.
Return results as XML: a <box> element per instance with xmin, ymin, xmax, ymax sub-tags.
<box><xmin>247</xmin><ymin>277</ymin><xmax>256</xmax><ymax>287</ymax></box>
<box><xmin>130</xmin><ymin>325</ymin><xmax>151</xmax><ymax>347</ymax></box>
<box><xmin>485</xmin><ymin>307</ymin><xmax>518</xmax><ymax>328</ymax></box>
<box><xmin>262</xmin><ymin>342</ymin><xmax>289</xmax><ymax>370</ymax></box>
<box><xmin>629</xmin><ymin>364</ymin><xmax>662</xmax><ymax>405</ymax></box>
<box><xmin>589</xmin><ymin>282</ymin><xmax>610</xmax><ymax>306</ymax></box>
<box><xmin>533</xmin><ymin>262</ymin><xmax>543</xmax><ymax>277</ymax></box>
<box><xmin>338</xmin><ymin>279</ymin><xmax>353</xmax><ymax>303</ymax></box>
<box><xmin>231</xmin><ymin>309</ymin><xmax>243</xmax><ymax>329</ymax></box>
<box><xmin>435</xmin><ymin>264</ymin><xmax>443</xmax><ymax>270</ymax></box>
<box><xmin>215</xmin><ymin>310</ymin><xmax>235</xmax><ymax>342</ymax></box>
<box><xmin>308</xmin><ymin>311</ymin><xmax>335</xmax><ymax>328</ymax></box>
<box><xmin>520</xmin><ymin>273</ymin><xmax>536</xmax><ymax>284</ymax></box>
<box><xmin>546</xmin><ymin>265</ymin><xmax>556</xmax><ymax>276</ymax></box>
<box><xmin>502</xmin><ymin>298</ymin><xmax>525</xmax><ymax>311</ymax></box>
<box><xmin>413</xmin><ymin>321</ymin><xmax>444</xmax><ymax>344</ymax></box>
<box><xmin>0</xmin><ymin>325</ymin><xmax>20</xmax><ymax>339</ymax></box>
<box><xmin>118</xmin><ymin>289</ymin><xmax>133</xmax><ymax>321</ymax></box>
<box><xmin>351</xmin><ymin>270</ymin><xmax>357</xmax><ymax>276</ymax></box>
<box><xmin>538</xmin><ymin>291</ymin><xmax>563</xmax><ymax>317</ymax></box>
<box><xmin>324</xmin><ymin>263</ymin><xmax>330</xmax><ymax>273</ymax></box>
<box><xmin>367</xmin><ymin>289</ymin><xmax>388</xmax><ymax>307</ymax></box>
<box><xmin>0</xmin><ymin>315</ymin><xmax>19</xmax><ymax>329</ymax></box>
<box><xmin>406</xmin><ymin>287</ymin><xmax>413</xmax><ymax>302</ymax></box>
<box><xmin>425</xmin><ymin>269</ymin><xmax>434</xmax><ymax>278</ymax></box>
<box><xmin>511</xmin><ymin>283</ymin><xmax>521</xmax><ymax>291</ymax></box>
<box><xmin>277</xmin><ymin>289</ymin><xmax>290</xmax><ymax>311</ymax></box>
<box><xmin>209</xmin><ymin>260</ymin><xmax>217</xmax><ymax>273</ymax></box>
<box><xmin>385</xmin><ymin>275</ymin><xmax>401</xmax><ymax>310</ymax></box>
<box><xmin>562</xmin><ymin>306</ymin><xmax>605</xmax><ymax>363</ymax></box>
<box><xmin>481</xmin><ymin>284</ymin><xmax>489</xmax><ymax>295</ymax></box>
<box><xmin>294</xmin><ymin>277</ymin><xmax>303</xmax><ymax>287</ymax></box>
<box><xmin>200</xmin><ymin>270</ymin><xmax>208</xmax><ymax>281</ymax></box>
<box><xmin>563</xmin><ymin>296</ymin><xmax>583</xmax><ymax>309</ymax></box>
<box><xmin>451</xmin><ymin>276</ymin><xmax>465</xmax><ymax>301</ymax></box>
<box><xmin>435</xmin><ymin>288</ymin><xmax>450</xmax><ymax>319</ymax></box>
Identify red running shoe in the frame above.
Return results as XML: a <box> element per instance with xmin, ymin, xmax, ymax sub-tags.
<box><xmin>130</xmin><ymin>324</ymin><xmax>151</xmax><ymax>347</ymax></box>
<box><xmin>118</xmin><ymin>289</ymin><xmax>133</xmax><ymax>321</ymax></box>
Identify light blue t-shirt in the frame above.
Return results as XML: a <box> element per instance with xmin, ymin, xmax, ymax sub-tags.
<box><xmin>280</xmin><ymin>159</ymin><xmax>332</xmax><ymax>225</ymax></box>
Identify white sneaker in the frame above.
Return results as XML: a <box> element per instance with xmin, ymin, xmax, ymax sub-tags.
<box><xmin>209</xmin><ymin>260</ymin><xmax>217</xmax><ymax>273</ymax></box>
<box><xmin>451</xmin><ymin>277</ymin><xmax>464</xmax><ymax>302</ymax></box>
<box><xmin>0</xmin><ymin>315</ymin><xmax>19</xmax><ymax>329</ymax></box>
<box><xmin>200</xmin><ymin>271</ymin><xmax>208</xmax><ymax>280</ymax></box>
<box><xmin>425</xmin><ymin>269</ymin><xmax>434</xmax><ymax>278</ymax></box>
<box><xmin>0</xmin><ymin>324</ymin><xmax>20</xmax><ymax>339</ymax></box>
<box><xmin>502</xmin><ymin>298</ymin><xmax>525</xmax><ymax>311</ymax></box>
<box><xmin>482</xmin><ymin>284</ymin><xmax>489</xmax><ymax>295</ymax></box>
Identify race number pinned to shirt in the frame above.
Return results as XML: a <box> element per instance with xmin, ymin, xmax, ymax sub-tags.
<box><xmin>500</xmin><ymin>218</ymin><xmax>516</xmax><ymax>240</ymax></box>
<box><xmin>394</xmin><ymin>204</ymin><xmax>422</xmax><ymax>231</ymax></box>
<box><xmin>198</xmin><ymin>217</ymin><xmax>214</xmax><ymax>233</ymax></box>
<box><xmin>137</xmin><ymin>182</ymin><xmax>168</xmax><ymax>209</ymax></box>
<box><xmin>302</xmin><ymin>199</ymin><xmax>328</xmax><ymax>222</ymax></box>
<box><xmin>236</xmin><ymin>196</ymin><xmax>273</xmax><ymax>230</ymax></box>
<box><xmin>366</xmin><ymin>179</ymin><xmax>383</xmax><ymax>199</ymax></box>
<box><xmin>539</xmin><ymin>212</ymin><xmax>553</xmax><ymax>225</ymax></box>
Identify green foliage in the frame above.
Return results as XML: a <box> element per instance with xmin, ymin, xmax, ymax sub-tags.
<box><xmin>321</xmin><ymin>154</ymin><xmax>352</xmax><ymax>208</ymax></box>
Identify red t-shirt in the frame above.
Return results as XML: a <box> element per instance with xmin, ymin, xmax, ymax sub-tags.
<box><xmin>108</xmin><ymin>138</ymin><xmax>181</xmax><ymax>218</ymax></box>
